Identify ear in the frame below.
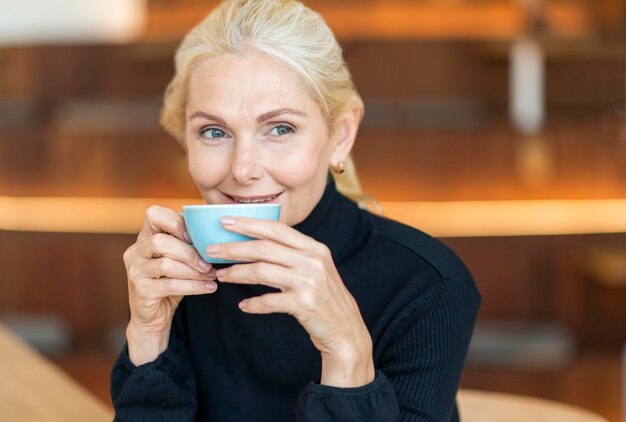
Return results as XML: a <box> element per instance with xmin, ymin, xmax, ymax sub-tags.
<box><xmin>330</xmin><ymin>107</ymin><xmax>360</xmax><ymax>166</ymax></box>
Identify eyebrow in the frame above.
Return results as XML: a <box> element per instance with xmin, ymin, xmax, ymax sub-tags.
<box><xmin>256</xmin><ymin>108</ymin><xmax>306</xmax><ymax>122</ymax></box>
<box><xmin>189</xmin><ymin>111</ymin><xmax>227</xmax><ymax>125</ymax></box>
<box><xmin>188</xmin><ymin>108</ymin><xmax>306</xmax><ymax>125</ymax></box>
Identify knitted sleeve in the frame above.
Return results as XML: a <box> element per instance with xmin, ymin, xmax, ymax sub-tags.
<box><xmin>295</xmin><ymin>279</ymin><xmax>480</xmax><ymax>422</ymax></box>
<box><xmin>110</xmin><ymin>305</ymin><xmax>198</xmax><ymax>421</ymax></box>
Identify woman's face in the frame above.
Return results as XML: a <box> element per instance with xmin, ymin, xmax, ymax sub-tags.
<box><xmin>184</xmin><ymin>51</ymin><xmax>345</xmax><ymax>227</ymax></box>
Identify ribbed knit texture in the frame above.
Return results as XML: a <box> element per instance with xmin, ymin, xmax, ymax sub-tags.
<box><xmin>111</xmin><ymin>180</ymin><xmax>480</xmax><ymax>421</ymax></box>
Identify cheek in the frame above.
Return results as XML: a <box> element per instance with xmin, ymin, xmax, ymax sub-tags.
<box><xmin>272</xmin><ymin>144</ymin><xmax>329</xmax><ymax>187</ymax></box>
<box><xmin>186</xmin><ymin>147</ymin><xmax>229</xmax><ymax>188</ymax></box>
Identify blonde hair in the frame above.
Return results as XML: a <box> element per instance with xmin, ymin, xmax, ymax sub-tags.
<box><xmin>160</xmin><ymin>0</ymin><xmax>376</xmax><ymax>209</ymax></box>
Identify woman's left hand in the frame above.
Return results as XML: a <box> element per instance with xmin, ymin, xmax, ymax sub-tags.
<box><xmin>208</xmin><ymin>216</ymin><xmax>375</xmax><ymax>388</ymax></box>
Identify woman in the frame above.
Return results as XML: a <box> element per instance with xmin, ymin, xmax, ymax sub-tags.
<box><xmin>111</xmin><ymin>0</ymin><xmax>480</xmax><ymax>420</ymax></box>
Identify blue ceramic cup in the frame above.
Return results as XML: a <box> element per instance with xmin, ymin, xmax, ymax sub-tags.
<box><xmin>182</xmin><ymin>203</ymin><xmax>281</xmax><ymax>264</ymax></box>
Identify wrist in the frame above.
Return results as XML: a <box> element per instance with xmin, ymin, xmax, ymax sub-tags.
<box><xmin>320</xmin><ymin>338</ymin><xmax>375</xmax><ymax>388</ymax></box>
<box><xmin>126</xmin><ymin>321</ymin><xmax>171</xmax><ymax>366</ymax></box>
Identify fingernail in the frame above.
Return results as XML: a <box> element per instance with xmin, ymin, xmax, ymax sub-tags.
<box><xmin>198</xmin><ymin>259</ymin><xmax>211</xmax><ymax>271</ymax></box>
<box><xmin>184</xmin><ymin>231</ymin><xmax>191</xmax><ymax>243</ymax></box>
<box><xmin>206</xmin><ymin>244</ymin><xmax>220</xmax><ymax>254</ymax></box>
<box><xmin>221</xmin><ymin>217</ymin><xmax>236</xmax><ymax>226</ymax></box>
<box><xmin>239</xmin><ymin>299</ymin><xmax>248</xmax><ymax>310</ymax></box>
<box><xmin>216</xmin><ymin>268</ymin><xmax>226</xmax><ymax>278</ymax></box>
<box><xmin>205</xmin><ymin>281</ymin><xmax>217</xmax><ymax>290</ymax></box>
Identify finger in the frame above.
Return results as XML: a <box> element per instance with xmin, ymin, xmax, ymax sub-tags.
<box><xmin>136</xmin><ymin>232</ymin><xmax>211</xmax><ymax>274</ymax></box>
<box><xmin>150</xmin><ymin>278</ymin><xmax>218</xmax><ymax>297</ymax></box>
<box><xmin>238</xmin><ymin>291</ymin><xmax>292</xmax><ymax>315</ymax></box>
<box><xmin>216</xmin><ymin>262</ymin><xmax>297</xmax><ymax>291</ymax></box>
<box><xmin>138</xmin><ymin>205</ymin><xmax>189</xmax><ymax>243</ymax></box>
<box><xmin>143</xmin><ymin>257</ymin><xmax>215</xmax><ymax>281</ymax></box>
<box><xmin>220</xmin><ymin>217</ymin><xmax>314</xmax><ymax>250</ymax></box>
<box><xmin>206</xmin><ymin>239</ymin><xmax>303</xmax><ymax>267</ymax></box>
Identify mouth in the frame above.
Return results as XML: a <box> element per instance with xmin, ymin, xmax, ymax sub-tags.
<box><xmin>222</xmin><ymin>192</ymin><xmax>283</xmax><ymax>204</ymax></box>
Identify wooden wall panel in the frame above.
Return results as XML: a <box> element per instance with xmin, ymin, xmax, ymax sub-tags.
<box><xmin>2</xmin><ymin>230</ymin><xmax>626</xmax><ymax>348</ymax></box>
<box><xmin>446</xmin><ymin>232</ymin><xmax>626</xmax><ymax>346</ymax></box>
<box><xmin>0</xmin><ymin>232</ymin><xmax>133</xmax><ymax>347</ymax></box>
<box><xmin>353</xmin><ymin>115</ymin><xmax>626</xmax><ymax>201</ymax></box>
<box><xmin>0</xmin><ymin>48</ymin><xmax>38</xmax><ymax>100</ymax></box>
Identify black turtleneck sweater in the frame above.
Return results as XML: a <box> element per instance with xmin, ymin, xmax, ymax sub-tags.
<box><xmin>111</xmin><ymin>181</ymin><xmax>480</xmax><ymax>421</ymax></box>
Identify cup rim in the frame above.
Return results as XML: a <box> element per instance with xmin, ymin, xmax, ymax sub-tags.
<box><xmin>182</xmin><ymin>203</ymin><xmax>281</xmax><ymax>210</ymax></box>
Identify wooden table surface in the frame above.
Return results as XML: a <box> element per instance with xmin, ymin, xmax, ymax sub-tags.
<box><xmin>458</xmin><ymin>389</ymin><xmax>609</xmax><ymax>422</ymax></box>
<box><xmin>0</xmin><ymin>324</ymin><xmax>113</xmax><ymax>422</ymax></box>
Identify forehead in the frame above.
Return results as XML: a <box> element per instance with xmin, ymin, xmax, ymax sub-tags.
<box><xmin>186</xmin><ymin>51</ymin><xmax>319</xmax><ymax>116</ymax></box>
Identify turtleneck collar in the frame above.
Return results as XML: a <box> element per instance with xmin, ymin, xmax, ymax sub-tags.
<box><xmin>292</xmin><ymin>178</ymin><xmax>369</xmax><ymax>264</ymax></box>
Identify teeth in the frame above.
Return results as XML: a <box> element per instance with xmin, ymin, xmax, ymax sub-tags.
<box><xmin>232</xmin><ymin>194</ymin><xmax>277</xmax><ymax>204</ymax></box>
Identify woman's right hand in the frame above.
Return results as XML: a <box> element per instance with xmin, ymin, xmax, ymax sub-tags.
<box><xmin>123</xmin><ymin>205</ymin><xmax>218</xmax><ymax>366</ymax></box>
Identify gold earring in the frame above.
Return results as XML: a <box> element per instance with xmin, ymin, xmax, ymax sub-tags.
<box><xmin>333</xmin><ymin>161</ymin><xmax>345</xmax><ymax>174</ymax></box>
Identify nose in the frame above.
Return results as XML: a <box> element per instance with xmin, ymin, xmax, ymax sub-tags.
<box><xmin>230</xmin><ymin>138</ymin><xmax>264</xmax><ymax>185</ymax></box>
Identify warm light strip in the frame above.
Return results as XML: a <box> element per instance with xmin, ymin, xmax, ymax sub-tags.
<box><xmin>0</xmin><ymin>197</ymin><xmax>199</xmax><ymax>235</ymax></box>
<box><xmin>323</xmin><ymin>4</ymin><xmax>525</xmax><ymax>40</ymax></box>
<box><xmin>2</xmin><ymin>196</ymin><xmax>626</xmax><ymax>237</ymax></box>
<box><xmin>322</xmin><ymin>4</ymin><xmax>591</xmax><ymax>40</ymax></box>
<box><xmin>145</xmin><ymin>3</ymin><xmax>590</xmax><ymax>42</ymax></box>
<box><xmin>382</xmin><ymin>200</ymin><xmax>626</xmax><ymax>237</ymax></box>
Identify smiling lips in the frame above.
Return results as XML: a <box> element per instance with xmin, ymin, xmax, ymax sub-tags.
<box><xmin>225</xmin><ymin>192</ymin><xmax>282</xmax><ymax>204</ymax></box>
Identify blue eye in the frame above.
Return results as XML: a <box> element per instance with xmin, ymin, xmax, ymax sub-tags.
<box><xmin>200</xmin><ymin>127</ymin><xmax>229</xmax><ymax>139</ymax></box>
<box><xmin>270</xmin><ymin>125</ymin><xmax>295</xmax><ymax>136</ymax></box>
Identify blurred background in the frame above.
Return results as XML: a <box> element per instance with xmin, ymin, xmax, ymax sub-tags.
<box><xmin>0</xmin><ymin>0</ymin><xmax>625</xmax><ymax>420</ymax></box>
